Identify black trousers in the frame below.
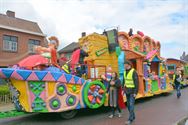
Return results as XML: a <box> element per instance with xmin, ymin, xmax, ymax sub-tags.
<box><xmin>111</xmin><ymin>105</ymin><xmax>121</xmax><ymax>115</ymax></box>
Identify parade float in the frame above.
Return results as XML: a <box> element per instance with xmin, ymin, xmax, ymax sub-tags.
<box><xmin>0</xmin><ymin>29</ymin><xmax>173</xmax><ymax>119</ymax></box>
<box><xmin>166</xmin><ymin>58</ymin><xmax>188</xmax><ymax>86</ymax></box>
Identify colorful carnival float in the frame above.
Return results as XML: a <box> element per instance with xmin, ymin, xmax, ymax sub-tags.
<box><xmin>0</xmin><ymin>29</ymin><xmax>173</xmax><ymax>118</ymax></box>
<box><xmin>166</xmin><ymin>58</ymin><xmax>188</xmax><ymax>86</ymax></box>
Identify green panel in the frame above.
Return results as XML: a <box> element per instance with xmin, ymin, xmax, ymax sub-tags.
<box><xmin>95</xmin><ymin>47</ymin><xmax>108</xmax><ymax>56</ymax></box>
<box><xmin>184</xmin><ymin>65</ymin><xmax>188</xmax><ymax>75</ymax></box>
<box><xmin>151</xmin><ymin>80</ymin><xmax>159</xmax><ymax>92</ymax></box>
<box><xmin>106</xmin><ymin>30</ymin><xmax>116</xmax><ymax>44</ymax></box>
<box><xmin>115</xmin><ymin>47</ymin><xmax>121</xmax><ymax>56</ymax></box>
<box><xmin>29</xmin><ymin>81</ymin><xmax>48</xmax><ymax>112</ymax></box>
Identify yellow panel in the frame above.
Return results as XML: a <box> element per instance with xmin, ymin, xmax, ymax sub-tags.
<box><xmin>47</xmin><ymin>82</ymin><xmax>56</xmax><ymax>97</ymax></box>
<box><xmin>67</xmin><ymin>84</ymin><xmax>81</xmax><ymax>94</ymax></box>
<box><xmin>11</xmin><ymin>79</ymin><xmax>30</xmax><ymax>112</ymax></box>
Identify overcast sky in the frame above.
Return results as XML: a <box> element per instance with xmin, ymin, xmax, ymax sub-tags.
<box><xmin>0</xmin><ymin>0</ymin><xmax>187</xmax><ymax>59</ymax></box>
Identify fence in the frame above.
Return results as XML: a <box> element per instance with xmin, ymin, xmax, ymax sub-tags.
<box><xmin>0</xmin><ymin>93</ymin><xmax>13</xmax><ymax>104</ymax></box>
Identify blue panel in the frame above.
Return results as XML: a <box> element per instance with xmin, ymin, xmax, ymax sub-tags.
<box><xmin>2</xmin><ymin>68</ymin><xmax>14</xmax><ymax>78</ymax></box>
<box><xmin>74</xmin><ymin>76</ymin><xmax>80</xmax><ymax>84</ymax></box>
<box><xmin>51</xmin><ymin>72</ymin><xmax>62</xmax><ymax>81</ymax></box>
<box><xmin>81</xmin><ymin>79</ymin><xmax>85</xmax><ymax>84</ymax></box>
<box><xmin>35</xmin><ymin>71</ymin><xmax>48</xmax><ymax>81</ymax></box>
<box><xmin>152</xmin><ymin>56</ymin><xmax>160</xmax><ymax>62</ymax></box>
<box><xmin>118</xmin><ymin>51</ymin><xmax>125</xmax><ymax>84</ymax></box>
<box><xmin>17</xmin><ymin>70</ymin><xmax>32</xmax><ymax>80</ymax></box>
<box><xmin>75</xmin><ymin>103</ymin><xmax>81</xmax><ymax>109</ymax></box>
<box><xmin>64</xmin><ymin>74</ymin><xmax>72</xmax><ymax>83</ymax></box>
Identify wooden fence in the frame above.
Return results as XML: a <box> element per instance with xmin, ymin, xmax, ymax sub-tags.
<box><xmin>0</xmin><ymin>94</ymin><xmax>13</xmax><ymax>104</ymax></box>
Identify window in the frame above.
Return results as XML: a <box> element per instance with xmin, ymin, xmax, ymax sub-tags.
<box><xmin>3</xmin><ymin>35</ymin><xmax>18</xmax><ymax>52</ymax></box>
<box><xmin>167</xmin><ymin>65</ymin><xmax>175</xmax><ymax>71</ymax></box>
<box><xmin>28</xmin><ymin>39</ymin><xmax>40</xmax><ymax>53</ymax></box>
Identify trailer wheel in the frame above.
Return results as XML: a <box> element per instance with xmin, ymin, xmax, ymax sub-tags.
<box><xmin>60</xmin><ymin>110</ymin><xmax>78</xmax><ymax>119</ymax></box>
<box><xmin>83</xmin><ymin>80</ymin><xmax>106</xmax><ymax>109</ymax></box>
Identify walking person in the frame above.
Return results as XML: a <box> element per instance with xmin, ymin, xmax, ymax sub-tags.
<box><xmin>108</xmin><ymin>72</ymin><xmax>125</xmax><ymax>118</ymax></box>
<box><xmin>173</xmin><ymin>67</ymin><xmax>183</xmax><ymax>98</ymax></box>
<box><xmin>123</xmin><ymin>61</ymin><xmax>139</xmax><ymax>125</ymax></box>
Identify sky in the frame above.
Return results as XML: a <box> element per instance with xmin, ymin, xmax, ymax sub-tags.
<box><xmin>0</xmin><ymin>0</ymin><xmax>187</xmax><ymax>59</ymax></box>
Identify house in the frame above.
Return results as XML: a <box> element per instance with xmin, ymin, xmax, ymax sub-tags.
<box><xmin>58</xmin><ymin>42</ymin><xmax>79</xmax><ymax>62</ymax></box>
<box><xmin>0</xmin><ymin>10</ymin><xmax>47</xmax><ymax>67</ymax></box>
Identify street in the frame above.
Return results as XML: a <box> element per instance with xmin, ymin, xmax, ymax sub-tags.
<box><xmin>0</xmin><ymin>87</ymin><xmax>188</xmax><ymax>125</ymax></box>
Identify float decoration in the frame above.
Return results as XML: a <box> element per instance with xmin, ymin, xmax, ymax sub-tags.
<box><xmin>0</xmin><ymin>31</ymin><xmax>173</xmax><ymax>118</ymax></box>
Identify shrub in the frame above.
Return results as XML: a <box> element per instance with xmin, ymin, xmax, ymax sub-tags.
<box><xmin>0</xmin><ymin>85</ymin><xmax>10</xmax><ymax>95</ymax></box>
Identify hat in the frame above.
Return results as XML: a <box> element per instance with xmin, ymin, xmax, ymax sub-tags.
<box><xmin>48</xmin><ymin>36</ymin><xmax>59</xmax><ymax>47</ymax></box>
<box><xmin>124</xmin><ymin>60</ymin><xmax>132</xmax><ymax>65</ymax></box>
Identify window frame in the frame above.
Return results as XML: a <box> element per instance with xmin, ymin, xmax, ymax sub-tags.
<box><xmin>28</xmin><ymin>39</ymin><xmax>40</xmax><ymax>53</ymax></box>
<box><xmin>3</xmin><ymin>35</ymin><xmax>18</xmax><ymax>52</ymax></box>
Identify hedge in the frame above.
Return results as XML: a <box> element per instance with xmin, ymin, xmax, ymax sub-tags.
<box><xmin>0</xmin><ymin>110</ymin><xmax>26</xmax><ymax>119</ymax></box>
<box><xmin>0</xmin><ymin>85</ymin><xmax>10</xmax><ymax>95</ymax></box>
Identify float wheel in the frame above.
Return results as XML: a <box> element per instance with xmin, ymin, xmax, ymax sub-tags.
<box><xmin>83</xmin><ymin>80</ymin><xmax>106</xmax><ymax>109</ymax></box>
<box><xmin>60</xmin><ymin>110</ymin><xmax>78</xmax><ymax>119</ymax></box>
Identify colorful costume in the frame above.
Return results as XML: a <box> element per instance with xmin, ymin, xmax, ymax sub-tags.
<box><xmin>108</xmin><ymin>78</ymin><xmax>125</xmax><ymax>109</ymax></box>
<box><xmin>35</xmin><ymin>36</ymin><xmax>59</xmax><ymax>66</ymax></box>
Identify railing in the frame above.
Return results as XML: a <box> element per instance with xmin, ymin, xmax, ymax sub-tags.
<box><xmin>0</xmin><ymin>93</ymin><xmax>13</xmax><ymax>104</ymax></box>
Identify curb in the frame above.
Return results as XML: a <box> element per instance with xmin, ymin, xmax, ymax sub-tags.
<box><xmin>174</xmin><ymin>115</ymin><xmax>188</xmax><ymax>125</ymax></box>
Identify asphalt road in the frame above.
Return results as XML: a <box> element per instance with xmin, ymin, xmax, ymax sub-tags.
<box><xmin>0</xmin><ymin>87</ymin><xmax>188</xmax><ymax>125</ymax></box>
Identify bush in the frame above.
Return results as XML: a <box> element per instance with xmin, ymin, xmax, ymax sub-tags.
<box><xmin>0</xmin><ymin>85</ymin><xmax>10</xmax><ymax>95</ymax></box>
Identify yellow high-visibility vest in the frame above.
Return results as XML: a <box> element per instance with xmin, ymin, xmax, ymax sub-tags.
<box><xmin>62</xmin><ymin>64</ymin><xmax>70</xmax><ymax>73</ymax></box>
<box><xmin>124</xmin><ymin>69</ymin><xmax>135</xmax><ymax>88</ymax></box>
<box><xmin>172</xmin><ymin>74</ymin><xmax>176</xmax><ymax>83</ymax></box>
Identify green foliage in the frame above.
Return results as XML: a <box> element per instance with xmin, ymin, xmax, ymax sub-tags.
<box><xmin>0</xmin><ymin>85</ymin><xmax>10</xmax><ymax>95</ymax></box>
<box><xmin>0</xmin><ymin>110</ymin><xmax>26</xmax><ymax>119</ymax></box>
<box><xmin>184</xmin><ymin>65</ymin><xmax>188</xmax><ymax>75</ymax></box>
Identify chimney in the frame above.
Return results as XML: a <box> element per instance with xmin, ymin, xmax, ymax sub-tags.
<box><xmin>81</xmin><ymin>32</ymin><xmax>86</xmax><ymax>37</ymax></box>
<box><xmin>6</xmin><ymin>10</ymin><xmax>15</xmax><ymax>18</ymax></box>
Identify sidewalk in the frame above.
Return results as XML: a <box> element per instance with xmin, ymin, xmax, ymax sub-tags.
<box><xmin>175</xmin><ymin>115</ymin><xmax>188</xmax><ymax>125</ymax></box>
<box><xmin>0</xmin><ymin>103</ymin><xmax>15</xmax><ymax>112</ymax></box>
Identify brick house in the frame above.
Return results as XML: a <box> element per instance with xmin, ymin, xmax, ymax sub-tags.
<box><xmin>58</xmin><ymin>42</ymin><xmax>79</xmax><ymax>64</ymax></box>
<box><xmin>0</xmin><ymin>10</ymin><xmax>47</xmax><ymax>67</ymax></box>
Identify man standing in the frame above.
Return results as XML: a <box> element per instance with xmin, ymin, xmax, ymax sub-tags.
<box><xmin>123</xmin><ymin>60</ymin><xmax>139</xmax><ymax>125</ymax></box>
<box><xmin>173</xmin><ymin>67</ymin><xmax>182</xmax><ymax>98</ymax></box>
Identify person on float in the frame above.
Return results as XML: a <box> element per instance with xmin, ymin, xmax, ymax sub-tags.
<box><xmin>35</xmin><ymin>36</ymin><xmax>59</xmax><ymax>66</ymax></box>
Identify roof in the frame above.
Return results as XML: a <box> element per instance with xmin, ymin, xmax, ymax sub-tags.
<box><xmin>166</xmin><ymin>58</ymin><xmax>187</xmax><ymax>64</ymax></box>
<box><xmin>145</xmin><ymin>49</ymin><xmax>163</xmax><ymax>62</ymax></box>
<box><xmin>58</xmin><ymin>42</ymin><xmax>80</xmax><ymax>53</ymax></box>
<box><xmin>123</xmin><ymin>49</ymin><xmax>145</xmax><ymax>60</ymax></box>
<box><xmin>0</xmin><ymin>13</ymin><xmax>45</xmax><ymax>37</ymax></box>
